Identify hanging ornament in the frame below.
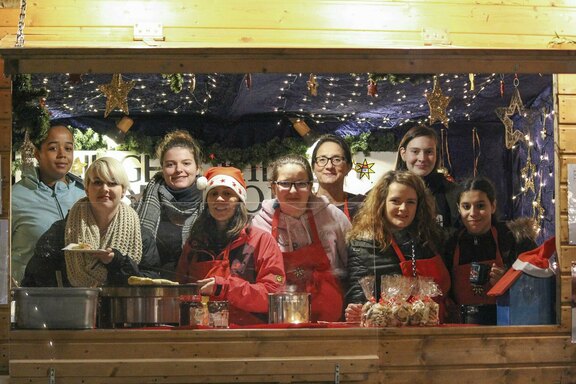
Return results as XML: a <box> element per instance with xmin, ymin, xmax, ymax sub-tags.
<box><xmin>540</xmin><ymin>108</ymin><xmax>548</xmax><ymax>140</ymax></box>
<box><xmin>307</xmin><ymin>74</ymin><xmax>318</xmax><ymax>96</ymax></box>
<box><xmin>495</xmin><ymin>77</ymin><xmax>524</xmax><ymax>149</ymax></box>
<box><xmin>499</xmin><ymin>74</ymin><xmax>505</xmax><ymax>98</ymax></box>
<box><xmin>520</xmin><ymin>142</ymin><xmax>536</xmax><ymax>194</ymax></box>
<box><xmin>425</xmin><ymin>76</ymin><xmax>452</xmax><ymax>128</ymax></box>
<box><xmin>437</xmin><ymin>128</ymin><xmax>454</xmax><ymax>181</ymax></box>
<box><xmin>20</xmin><ymin>130</ymin><xmax>36</xmax><ymax>169</ymax></box>
<box><xmin>469</xmin><ymin>73</ymin><xmax>475</xmax><ymax>91</ymax></box>
<box><xmin>367</xmin><ymin>79</ymin><xmax>378</xmax><ymax>97</ymax></box>
<box><xmin>190</xmin><ymin>74</ymin><xmax>196</xmax><ymax>93</ymax></box>
<box><xmin>472</xmin><ymin>127</ymin><xmax>481</xmax><ymax>177</ymax></box>
<box><xmin>533</xmin><ymin>183</ymin><xmax>545</xmax><ymax>230</ymax></box>
<box><xmin>98</xmin><ymin>74</ymin><xmax>136</xmax><ymax>118</ymax></box>
<box><xmin>354</xmin><ymin>159</ymin><xmax>376</xmax><ymax>180</ymax></box>
<box><xmin>244</xmin><ymin>74</ymin><xmax>252</xmax><ymax>90</ymax></box>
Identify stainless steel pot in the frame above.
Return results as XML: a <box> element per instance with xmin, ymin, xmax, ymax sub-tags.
<box><xmin>99</xmin><ymin>285</ymin><xmax>198</xmax><ymax>328</ymax></box>
<box><xmin>268</xmin><ymin>291</ymin><xmax>311</xmax><ymax>324</ymax></box>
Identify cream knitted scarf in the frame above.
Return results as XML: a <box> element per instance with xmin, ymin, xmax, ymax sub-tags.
<box><xmin>64</xmin><ymin>197</ymin><xmax>143</xmax><ymax>287</ymax></box>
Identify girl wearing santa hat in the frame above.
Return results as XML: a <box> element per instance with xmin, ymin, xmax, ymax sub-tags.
<box><xmin>443</xmin><ymin>176</ymin><xmax>537</xmax><ymax>324</ymax></box>
<box><xmin>176</xmin><ymin>166</ymin><xmax>286</xmax><ymax>325</ymax></box>
<box><xmin>252</xmin><ymin>154</ymin><xmax>351</xmax><ymax>322</ymax></box>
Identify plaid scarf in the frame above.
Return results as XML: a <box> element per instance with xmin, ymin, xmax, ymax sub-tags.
<box><xmin>135</xmin><ymin>172</ymin><xmax>202</xmax><ymax>245</ymax></box>
<box><xmin>64</xmin><ymin>197</ymin><xmax>142</xmax><ymax>287</ymax></box>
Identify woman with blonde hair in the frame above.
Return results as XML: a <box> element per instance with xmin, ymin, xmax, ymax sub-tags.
<box><xmin>345</xmin><ymin>170</ymin><xmax>450</xmax><ymax>323</ymax></box>
<box><xmin>22</xmin><ymin>157</ymin><xmax>159</xmax><ymax>287</ymax></box>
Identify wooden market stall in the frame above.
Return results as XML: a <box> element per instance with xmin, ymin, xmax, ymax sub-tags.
<box><xmin>1</xmin><ymin>1</ymin><xmax>576</xmax><ymax>382</ymax></box>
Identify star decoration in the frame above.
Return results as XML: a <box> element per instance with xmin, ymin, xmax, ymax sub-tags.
<box><xmin>495</xmin><ymin>86</ymin><xmax>525</xmax><ymax>149</ymax></box>
<box><xmin>426</xmin><ymin>76</ymin><xmax>452</xmax><ymax>128</ymax></box>
<box><xmin>98</xmin><ymin>74</ymin><xmax>135</xmax><ymax>118</ymax></box>
<box><xmin>354</xmin><ymin>159</ymin><xmax>376</xmax><ymax>180</ymax></box>
<box><xmin>520</xmin><ymin>146</ymin><xmax>536</xmax><ymax>194</ymax></box>
<box><xmin>70</xmin><ymin>157</ymin><xmax>87</xmax><ymax>176</ymax></box>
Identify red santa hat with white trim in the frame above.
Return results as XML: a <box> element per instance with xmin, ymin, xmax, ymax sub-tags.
<box><xmin>196</xmin><ymin>166</ymin><xmax>247</xmax><ymax>202</ymax></box>
<box><xmin>488</xmin><ymin>236</ymin><xmax>556</xmax><ymax>297</ymax></box>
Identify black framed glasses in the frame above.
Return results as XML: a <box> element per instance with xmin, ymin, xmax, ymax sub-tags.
<box><xmin>273</xmin><ymin>181</ymin><xmax>312</xmax><ymax>190</ymax></box>
<box><xmin>314</xmin><ymin>156</ymin><xmax>346</xmax><ymax>167</ymax></box>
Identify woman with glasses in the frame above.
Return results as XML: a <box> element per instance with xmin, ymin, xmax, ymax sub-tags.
<box><xmin>395</xmin><ymin>125</ymin><xmax>460</xmax><ymax>231</ymax></box>
<box><xmin>252</xmin><ymin>154</ymin><xmax>351</xmax><ymax>322</ymax></box>
<box><xmin>311</xmin><ymin>134</ymin><xmax>365</xmax><ymax>220</ymax></box>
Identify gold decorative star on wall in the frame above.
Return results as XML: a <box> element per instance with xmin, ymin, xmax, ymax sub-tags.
<box><xmin>70</xmin><ymin>157</ymin><xmax>87</xmax><ymax>176</ymax></box>
<box><xmin>520</xmin><ymin>144</ymin><xmax>536</xmax><ymax>194</ymax></box>
<box><xmin>98</xmin><ymin>74</ymin><xmax>135</xmax><ymax>118</ymax></box>
<box><xmin>495</xmin><ymin>86</ymin><xmax>525</xmax><ymax>149</ymax></box>
<box><xmin>354</xmin><ymin>159</ymin><xmax>375</xmax><ymax>180</ymax></box>
<box><xmin>426</xmin><ymin>76</ymin><xmax>452</xmax><ymax>128</ymax></box>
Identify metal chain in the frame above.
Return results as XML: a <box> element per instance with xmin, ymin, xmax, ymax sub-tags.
<box><xmin>410</xmin><ymin>241</ymin><xmax>417</xmax><ymax>277</ymax></box>
<box><xmin>15</xmin><ymin>0</ymin><xmax>27</xmax><ymax>47</ymax></box>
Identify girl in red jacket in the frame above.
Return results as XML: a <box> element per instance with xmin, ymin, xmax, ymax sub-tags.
<box><xmin>176</xmin><ymin>167</ymin><xmax>286</xmax><ymax>325</ymax></box>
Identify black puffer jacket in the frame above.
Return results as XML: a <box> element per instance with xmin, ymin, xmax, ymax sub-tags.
<box><xmin>21</xmin><ymin>219</ymin><xmax>160</xmax><ymax>287</ymax></box>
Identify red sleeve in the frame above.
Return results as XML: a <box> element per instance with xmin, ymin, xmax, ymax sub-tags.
<box><xmin>214</xmin><ymin>228</ymin><xmax>286</xmax><ymax>313</ymax></box>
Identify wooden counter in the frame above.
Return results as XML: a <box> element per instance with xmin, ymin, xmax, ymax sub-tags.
<box><xmin>6</xmin><ymin>317</ymin><xmax>576</xmax><ymax>384</ymax></box>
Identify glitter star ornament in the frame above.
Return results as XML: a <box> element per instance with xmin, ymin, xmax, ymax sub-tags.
<box><xmin>354</xmin><ymin>159</ymin><xmax>376</xmax><ymax>180</ymax></box>
<box><xmin>495</xmin><ymin>86</ymin><xmax>525</xmax><ymax>149</ymax></box>
<box><xmin>520</xmin><ymin>145</ymin><xmax>537</xmax><ymax>194</ymax></box>
<box><xmin>70</xmin><ymin>157</ymin><xmax>87</xmax><ymax>177</ymax></box>
<box><xmin>426</xmin><ymin>76</ymin><xmax>452</xmax><ymax>128</ymax></box>
<box><xmin>98</xmin><ymin>74</ymin><xmax>135</xmax><ymax>118</ymax></box>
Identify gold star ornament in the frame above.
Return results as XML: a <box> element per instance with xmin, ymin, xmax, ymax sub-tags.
<box><xmin>98</xmin><ymin>74</ymin><xmax>135</xmax><ymax>118</ymax></box>
<box><xmin>70</xmin><ymin>157</ymin><xmax>87</xmax><ymax>177</ymax></box>
<box><xmin>354</xmin><ymin>159</ymin><xmax>376</xmax><ymax>180</ymax></box>
<box><xmin>495</xmin><ymin>86</ymin><xmax>525</xmax><ymax>149</ymax></box>
<box><xmin>426</xmin><ymin>76</ymin><xmax>452</xmax><ymax>128</ymax></box>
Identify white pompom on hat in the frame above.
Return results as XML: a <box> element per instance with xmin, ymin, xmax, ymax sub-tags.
<box><xmin>196</xmin><ymin>166</ymin><xmax>247</xmax><ymax>202</ymax></box>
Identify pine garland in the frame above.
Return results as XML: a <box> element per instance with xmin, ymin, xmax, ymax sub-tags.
<box><xmin>162</xmin><ymin>74</ymin><xmax>184</xmax><ymax>93</ymax></box>
<box><xmin>12</xmin><ymin>74</ymin><xmax>50</xmax><ymax>149</ymax></box>
<box><xmin>367</xmin><ymin>73</ymin><xmax>432</xmax><ymax>86</ymax></box>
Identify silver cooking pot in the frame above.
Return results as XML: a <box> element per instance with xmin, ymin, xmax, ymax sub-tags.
<box><xmin>99</xmin><ymin>285</ymin><xmax>198</xmax><ymax>328</ymax></box>
<box><xmin>268</xmin><ymin>290</ymin><xmax>311</xmax><ymax>324</ymax></box>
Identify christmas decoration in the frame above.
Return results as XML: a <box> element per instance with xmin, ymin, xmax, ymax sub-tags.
<box><xmin>306</xmin><ymin>74</ymin><xmax>318</xmax><ymax>96</ymax></box>
<box><xmin>98</xmin><ymin>74</ymin><xmax>136</xmax><ymax>118</ymax></box>
<box><xmin>367</xmin><ymin>73</ymin><xmax>432</xmax><ymax>86</ymax></box>
<box><xmin>495</xmin><ymin>81</ymin><xmax>525</xmax><ymax>149</ymax></box>
<box><xmin>15</xmin><ymin>0</ymin><xmax>26</xmax><ymax>47</ymax></box>
<box><xmin>190</xmin><ymin>74</ymin><xmax>196</xmax><ymax>93</ymax></box>
<box><xmin>11</xmin><ymin>74</ymin><xmax>49</xmax><ymax>149</ymax></box>
<box><xmin>244</xmin><ymin>74</ymin><xmax>252</xmax><ymax>90</ymax></box>
<box><xmin>367</xmin><ymin>79</ymin><xmax>377</xmax><ymax>97</ymax></box>
<box><xmin>354</xmin><ymin>159</ymin><xmax>376</xmax><ymax>180</ymax></box>
<box><xmin>533</xmin><ymin>185</ymin><xmax>545</xmax><ymax>229</ymax></box>
<box><xmin>70</xmin><ymin>157</ymin><xmax>87</xmax><ymax>176</ymax></box>
<box><xmin>469</xmin><ymin>73</ymin><xmax>475</xmax><ymax>91</ymax></box>
<box><xmin>162</xmin><ymin>74</ymin><xmax>184</xmax><ymax>93</ymax></box>
<box><xmin>426</xmin><ymin>76</ymin><xmax>452</xmax><ymax>128</ymax></box>
<box><xmin>20</xmin><ymin>130</ymin><xmax>36</xmax><ymax>169</ymax></box>
<box><xmin>520</xmin><ymin>143</ymin><xmax>536</xmax><ymax>194</ymax></box>
<box><xmin>68</xmin><ymin>74</ymin><xmax>83</xmax><ymax>85</ymax></box>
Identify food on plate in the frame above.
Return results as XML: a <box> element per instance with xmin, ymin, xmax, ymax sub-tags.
<box><xmin>73</xmin><ymin>243</ymin><xmax>92</xmax><ymax>250</ymax></box>
<box><xmin>128</xmin><ymin>276</ymin><xmax>179</xmax><ymax>286</ymax></box>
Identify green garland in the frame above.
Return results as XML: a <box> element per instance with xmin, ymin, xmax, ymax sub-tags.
<box><xmin>12</xmin><ymin>74</ymin><xmax>50</xmax><ymax>150</ymax></box>
<box><xmin>162</xmin><ymin>74</ymin><xmax>184</xmax><ymax>93</ymax></box>
<box><xmin>367</xmin><ymin>73</ymin><xmax>433</xmax><ymax>86</ymax></box>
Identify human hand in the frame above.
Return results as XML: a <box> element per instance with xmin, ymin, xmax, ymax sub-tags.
<box><xmin>489</xmin><ymin>263</ymin><xmax>505</xmax><ymax>286</ymax></box>
<box><xmin>197</xmin><ymin>277</ymin><xmax>216</xmax><ymax>295</ymax></box>
<box><xmin>90</xmin><ymin>248</ymin><xmax>114</xmax><ymax>264</ymax></box>
<box><xmin>344</xmin><ymin>303</ymin><xmax>363</xmax><ymax>323</ymax></box>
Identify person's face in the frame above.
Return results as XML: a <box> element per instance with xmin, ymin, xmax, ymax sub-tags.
<box><xmin>458</xmin><ymin>190</ymin><xmax>496</xmax><ymax>235</ymax></box>
<box><xmin>162</xmin><ymin>147</ymin><xmax>199</xmax><ymax>190</ymax></box>
<box><xmin>272</xmin><ymin>164</ymin><xmax>312</xmax><ymax>216</ymax></box>
<box><xmin>385</xmin><ymin>182</ymin><xmax>418</xmax><ymax>230</ymax></box>
<box><xmin>399</xmin><ymin>136</ymin><xmax>437</xmax><ymax>177</ymax></box>
<box><xmin>313</xmin><ymin>141</ymin><xmax>351</xmax><ymax>187</ymax></box>
<box><xmin>86</xmin><ymin>177</ymin><xmax>124</xmax><ymax>214</ymax></box>
<box><xmin>207</xmin><ymin>186</ymin><xmax>240</xmax><ymax>230</ymax></box>
<box><xmin>34</xmin><ymin>125</ymin><xmax>74</xmax><ymax>186</ymax></box>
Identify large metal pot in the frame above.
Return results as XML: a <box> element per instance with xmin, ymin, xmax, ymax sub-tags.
<box><xmin>99</xmin><ymin>285</ymin><xmax>199</xmax><ymax>328</ymax></box>
<box><xmin>268</xmin><ymin>290</ymin><xmax>311</xmax><ymax>324</ymax></box>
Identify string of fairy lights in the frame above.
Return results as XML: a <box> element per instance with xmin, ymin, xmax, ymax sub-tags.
<box><xmin>32</xmin><ymin>72</ymin><xmax>554</xmax><ymax>240</ymax></box>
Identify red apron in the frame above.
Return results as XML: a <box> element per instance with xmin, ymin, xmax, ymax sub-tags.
<box><xmin>272</xmin><ymin>209</ymin><xmax>344</xmax><ymax>322</ymax></box>
<box><xmin>179</xmin><ymin>235</ymin><xmax>264</xmax><ymax>325</ymax></box>
<box><xmin>391</xmin><ymin>238</ymin><xmax>451</xmax><ymax>322</ymax></box>
<box><xmin>452</xmin><ymin>227</ymin><xmax>504</xmax><ymax>306</ymax></box>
